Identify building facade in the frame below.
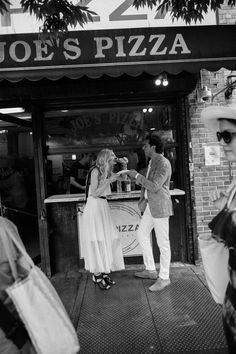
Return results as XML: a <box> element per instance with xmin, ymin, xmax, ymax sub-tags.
<box><xmin>0</xmin><ymin>1</ymin><xmax>236</xmax><ymax>274</ymax></box>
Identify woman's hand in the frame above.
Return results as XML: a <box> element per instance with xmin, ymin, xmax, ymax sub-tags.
<box><xmin>108</xmin><ymin>174</ymin><xmax>119</xmax><ymax>183</ymax></box>
<box><xmin>209</xmin><ymin>189</ymin><xmax>228</xmax><ymax>210</ymax></box>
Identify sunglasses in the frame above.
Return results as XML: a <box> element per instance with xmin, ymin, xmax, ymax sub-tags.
<box><xmin>216</xmin><ymin>131</ymin><xmax>236</xmax><ymax>144</ymax></box>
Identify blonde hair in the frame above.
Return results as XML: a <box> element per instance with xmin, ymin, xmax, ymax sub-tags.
<box><xmin>96</xmin><ymin>149</ymin><xmax>114</xmax><ymax>181</ymax></box>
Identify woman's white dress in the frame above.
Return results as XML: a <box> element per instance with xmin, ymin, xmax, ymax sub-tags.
<box><xmin>80</xmin><ymin>184</ymin><xmax>125</xmax><ymax>274</ymax></box>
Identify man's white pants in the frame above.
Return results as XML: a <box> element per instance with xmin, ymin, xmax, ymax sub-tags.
<box><xmin>137</xmin><ymin>204</ymin><xmax>171</xmax><ymax>280</ymax></box>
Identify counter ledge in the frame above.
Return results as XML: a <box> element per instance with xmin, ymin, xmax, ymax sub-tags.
<box><xmin>44</xmin><ymin>189</ymin><xmax>185</xmax><ymax>204</ymax></box>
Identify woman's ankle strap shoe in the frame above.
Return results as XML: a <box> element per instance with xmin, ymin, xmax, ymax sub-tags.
<box><xmin>102</xmin><ymin>273</ymin><xmax>116</xmax><ymax>285</ymax></box>
<box><xmin>92</xmin><ymin>274</ymin><xmax>111</xmax><ymax>290</ymax></box>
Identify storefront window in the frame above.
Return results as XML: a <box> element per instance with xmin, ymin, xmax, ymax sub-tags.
<box><xmin>46</xmin><ymin>104</ymin><xmax>176</xmax><ymax>149</ymax></box>
<box><xmin>45</xmin><ymin>104</ymin><xmax>178</xmax><ymax>194</ymax></box>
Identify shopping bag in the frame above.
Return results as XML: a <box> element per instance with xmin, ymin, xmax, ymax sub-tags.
<box><xmin>208</xmin><ymin>185</ymin><xmax>236</xmax><ymax>248</ymax></box>
<box><xmin>198</xmin><ymin>234</ymin><xmax>229</xmax><ymax>305</ymax></box>
<box><xmin>0</xmin><ymin>217</ymin><xmax>80</xmax><ymax>354</ymax></box>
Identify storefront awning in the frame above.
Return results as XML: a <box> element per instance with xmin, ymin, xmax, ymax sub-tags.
<box><xmin>1</xmin><ymin>25</ymin><xmax>236</xmax><ymax>82</ymax></box>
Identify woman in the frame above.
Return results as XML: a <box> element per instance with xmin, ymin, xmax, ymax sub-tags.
<box><xmin>80</xmin><ymin>149</ymin><xmax>125</xmax><ymax>290</ymax></box>
<box><xmin>201</xmin><ymin>104</ymin><xmax>236</xmax><ymax>354</ymax></box>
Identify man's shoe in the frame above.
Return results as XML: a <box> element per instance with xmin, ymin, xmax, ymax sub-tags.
<box><xmin>134</xmin><ymin>270</ymin><xmax>157</xmax><ymax>280</ymax></box>
<box><xmin>149</xmin><ymin>278</ymin><xmax>170</xmax><ymax>292</ymax></box>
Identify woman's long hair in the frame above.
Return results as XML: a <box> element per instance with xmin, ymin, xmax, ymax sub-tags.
<box><xmin>96</xmin><ymin>149</ymin><xmax>114</xmax><ymax>181</ymax></box>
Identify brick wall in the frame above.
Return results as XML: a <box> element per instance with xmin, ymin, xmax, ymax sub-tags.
<box><xmin>188</xmin><ymin>3</ymin><xmax>236</xmax><ymax>250</ymax></box>
<box><xmin>189</xmin><ymin>100</ymin><xmax>234</xmax><ymax>238</ymax></box>
<box><xmin>190</xmin><ymin>94</ymin><xmax>236</xmax><ymax>252</ymax></box>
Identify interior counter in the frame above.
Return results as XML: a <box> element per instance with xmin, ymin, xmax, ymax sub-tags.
<box><xmin>44</xmin><ymin>189</ymin><xmax>185</xmax><ymax>204</ymax></box>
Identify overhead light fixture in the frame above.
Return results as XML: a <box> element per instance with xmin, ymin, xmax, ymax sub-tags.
<box><xmin>148</xmin><ymin>108</ymin><xmax>153</xmax><ymax>113</ymax></box>
<box><xmin>155</xmin><ymin>73</ymin><xmax>169</xmax><ymax>87</ymax></box>
<box><xmin>142</xmin><ymin>108</ymin><xmax>147</xmax><ymax>113</ymax></box>
<box><xmin>200</xmin><ymin>75</ymin><xmax>236</xmax><ymax>102</ymax></box>
<box><xmin>0</xmin><ymin>107</ymin><xmax>25</xmax><ymax>114</ymax></box>
<box><xmin>162</xmin><ymin>77</ymin><xmax>169</xmax><ymax>87</ymax></box>
<box><xmin>224</xmin><ymin>75</ymin><xmax>236</xmax><ymax>100</ymax></box>
<box><xmin>72</xmin><ymin>154</ymin><xmax>77</xmax><ymax>160</ymax></box>
<box><xmin>155</xmin><ymin>77</ymin><xmax>162</xmax><ymax>86</ymax></box>
<box><xmin>61</xmin><ymin>110</ymin><xmax>69</xmax><ymax>113</ymax></box>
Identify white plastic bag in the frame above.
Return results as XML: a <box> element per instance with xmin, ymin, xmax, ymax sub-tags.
<box><xmin>198</xmin><ymin>234</ymin><xmax>229</xmax><ymax>305</ymax></box>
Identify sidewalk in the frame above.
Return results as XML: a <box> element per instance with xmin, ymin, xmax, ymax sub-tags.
<box><xmin>52</xmin><ymin>263</ymin><xmax>228</xmax><ymax>354</ymax></box>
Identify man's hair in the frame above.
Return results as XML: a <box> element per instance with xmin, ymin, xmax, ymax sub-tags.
<box><xmin>145</xmin><ymin>134</ymin><xmax>164</xmax><ymax>153</ymax></box>
<box><xmin>80</xmin><ymin>153</ymin><xmax>90</xmax><ymax>160</ymax></box>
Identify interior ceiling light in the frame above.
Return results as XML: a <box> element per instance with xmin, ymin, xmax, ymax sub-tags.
<box><xmin>61</xmin><ymin>110</ymin><xmax>69</xmax><ymax>113</ymax></box>
<box><xmin>0</xmin><ymin>107</ymin><xmax>25</xmax><ymax>114</ymax></box>
<box><xmin>155</xmin><ymin>73</ymin><xmax>169</xmax><ymax>87</ymax></box>
<box><xmin>143</xmin><ymin>108</ymin><xmax>153</xmax><ymax>114</ymax></box>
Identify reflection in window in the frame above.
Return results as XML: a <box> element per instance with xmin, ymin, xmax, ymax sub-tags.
<box><xmin>46</xmin><ymin>105</ymin><xmax>176</xmax><ymax>149</ymax></box>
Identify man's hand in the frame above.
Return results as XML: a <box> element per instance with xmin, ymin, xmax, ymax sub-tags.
<box><xmin>127</xmin><ymin>170</ymin><xmax>138</xmax><ymax>179</ymax></box>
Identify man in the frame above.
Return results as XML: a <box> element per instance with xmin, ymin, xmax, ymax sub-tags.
<box><xmin>69</xmin><ymin>153</ymin><xmax>91</xmax><ymax>194</ymax></box>
<box><xmin>127</xmin><ymin>134</ymin><xmax>173</xmax><ymax>292</ymax></box>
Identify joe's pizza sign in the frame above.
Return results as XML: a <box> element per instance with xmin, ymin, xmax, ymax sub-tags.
<box><xmin>1</xmin><ymin>25</ymin><xmax>236</xmax><ymax>78</ymax></box>
<box><xmin>0</xmin><ymin>29</ymin><xmax>190</xmax><ymax>68</ymax></box>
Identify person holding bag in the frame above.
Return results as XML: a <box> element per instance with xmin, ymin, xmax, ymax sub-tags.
<box><xmin>201</xmin><ymin>104</ymin><xmax>236</xmax><ymax>354</ymax></box>
<box><xmin>0</xmin><ymin>216</ymin><xmax>80</xmax><ymax>354</ymax></box>
<box><xmin>0</xmin><ymin>216</ymin><xmax>36</xmax><ymax>354</ymax></box>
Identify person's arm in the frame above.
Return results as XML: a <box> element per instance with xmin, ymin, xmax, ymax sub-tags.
<box><xmin>69</xmin><ymin>176</ymin><xmax>86</xmax><ymax>191</ymax></box>
<box><xmin>111</xmin><ymin>171</ymin><xmax>128</xmax><ymax>181</ymax></box>
<box><xmin>90</xmin><ymin>169</ymin><xmax>118</xmax><ymax>197</ymax></box>
<box><xmin>209</xmin><ymin>190</ymin><xmax>229</xmax><ymax>210</ymax></box>
<box><xmin>129</xmin><ymin>159</ymin><xmax>170</xmax><ymax>193</ymax></box>
<box><xmin>0</xmin><ymin>327</ymin><xmax>20</xmax><ymax>354</ymax></box>
<box><xmin>209</xmin><ymin>179</ymin><xmax>236</xmax><ymax>210</ymax></box>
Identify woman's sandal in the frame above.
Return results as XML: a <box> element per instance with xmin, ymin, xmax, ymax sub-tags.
<box><xmin>102</xmin><ymin>273</ymin><xmax>116</xmax><ymax>286</ymax></box>
<box><xmin>92</xmin><ymin>273</ymin><xmax>111</xmax><ymax>290</ymax></box>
